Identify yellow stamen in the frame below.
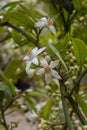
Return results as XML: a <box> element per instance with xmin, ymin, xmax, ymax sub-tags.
<box><xmin>26</xmin><ymin>48</ymin><xmax>32</xmax><ymax>55</ymax></box>
<box><xmin>47</xmin><ymin>18</ymin><xmax>54</xmax><ymax>25</ymax></box>
<box><xmin>45</xmin><ymin>66</ymin><xmax>51</xmax><ymax>73</ymax></box>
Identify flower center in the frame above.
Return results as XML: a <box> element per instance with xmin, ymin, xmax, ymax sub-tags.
<box><xmin>26</xmin><ymin>48</ymin><xmax>32</xmax><ymax>55</ymax></box>
<box><xmin>45</xmin><ymin>66</ymin><xmax>51</xmax><ymax>73</ymax></box>
<box><xmin>47</xmin><ymin>18</ymin><xmax>54</xmax><ymax>25</ymax></box>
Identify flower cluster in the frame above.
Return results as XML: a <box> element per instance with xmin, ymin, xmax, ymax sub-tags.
<box><xmin>23</xmin><ymin>47</ymin><xmax>61</xmax><ymax>85</ymax></box>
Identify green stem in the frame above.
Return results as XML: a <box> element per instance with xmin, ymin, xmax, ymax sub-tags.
<box><xmin>70</xmin><ymin>68</ymin><xmax>87</xmax><ymax>96</ymax></box>
<box><xmin>1</xmin><ymin>109</ymin><xmax>9</xmax><ymax>130</ymax></box>
<box><xmin>0</xmin><ymin>21</ymin><xmax>37</xmax><ymax>46</ymax></box>
<box><xmin>0</xmin><ymin>34</ymin><xmax>11</xmax><ymax>42</ymax></box>
<box><xmin>68</xmin><ymin>96</ymin><xmax>87</xmax><ymax>125</ymax></box>
<box><xmin>60</xmin><ymin>82</ymin><xmax>74</xmax><ymax>130</ymax></box>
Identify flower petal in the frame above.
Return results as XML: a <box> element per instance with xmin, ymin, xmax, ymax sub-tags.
<box><xmin>40</xmin><ymin>17</ymin><xmax>47</xmax><ymax>23</ymax></box>
<box><xmin>37</xmin><ymin>47</ymin><xmax>46</xmax><ymax>55</ymax></box>
<box><xmin>26</xmin><ymin>60</ymin><xmax>32</xmax><ymax>72</ymax></box>
<box><xmin>32</xmin><ymin>47</ymin><xmax>38</xmax><ymax>56</ymax></box>
<box><xmin>23</xmin><ymin>55</ymin><xmax>30</xmax><ymax>61</ymax></box>
<box><xmin>40</xmin><ymin>27</ymin><xmax>48</xmax><ymax>36</ymax></box>
<box><xmin>49</xmin><ymin>25</ymin><xmax>56</xmax><ymax>34</ymax></box>
<box><xmin>45</xmin><ymin>73</ymin><xmax>51</xmax><ymax>84</ymax></box>
<box><xmin>51</xmin><ymin>70</ymin><xmax>61</xmax><ymax>79</ymax></box>
<box><xmin>50</xmin><ymin>60</ymin><xmax>58</xmax><ymax>69</ymax></box>
<box><xmin>53</xmin><ymin>78</ymin><xmax>60</xmax><ymax>86</ymax></box>
<box><xmin>35</xmin><ymin>17</ymin><xmax>47</xmax><ymax>28</ymax></box>
<box><xmin>36</xmin><ymin>68</ymin><xmax>45</xmax><ymax>75</ymax></box>
<box><xmin>32</xmin><ymin>57</ymin><xmax>38</xmax><ymax>65</ymax></box>
<box><xmin>40</xmin><ymin>58</ymin><xmax>48</xmax><ymax>67</ymax></box>
<box><xmin>27</xmin><ymin>69</ymin><xmax>35</xmax><ymax>78</ymax></box>
<box><xmin>35</xmin><ymin>21</ymin><xmax>45</xmax><ymax>28</ymax></box>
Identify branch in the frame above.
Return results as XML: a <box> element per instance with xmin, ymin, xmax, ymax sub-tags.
<box><xmin>60</xmin><ymin>81</ymin><xmax>74</xmax><ymax>130</ymax></box>
<box><xmin>70</xmin><ymin>68</ymin><xmax>87</xmax><ymax>96</ymax></box>
<box><xmin>68</xmin><ymin>96</ymin><xmax>87</xmax><ymax>125</ymax></box>
<box><xmin>1</xmin><ymin>108</ymin><xmax>9</xmax><ymax>130</ymax></box>
<box><xmin>0</xmin><ymin>21</ymin><xmax>37</xmax><ymax>46</ymax></box>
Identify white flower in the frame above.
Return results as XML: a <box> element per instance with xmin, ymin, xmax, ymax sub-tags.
<box><xmin>36</xmin><ymin>58</ymin><xmax>61</xmax><ymax>84</ymax></box>
<box><xmin>35</xmin><ymin>17</ymin><xmax>56</xmax><ymax>35</ymax></box>
<box><xmin>23</xmin><ymin>47</ymin><xmax>46</xmax><ymax>75</ymax></box>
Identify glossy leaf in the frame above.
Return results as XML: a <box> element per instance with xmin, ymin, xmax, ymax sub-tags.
<box><xmin>72</xmin><ymin>38</ymin><xmax>87</xmax><ymax>66</ymax></box>
<box><xmin>4</xmin><ymin>60</ymin><xmax>21</xmax><ymax>78</ymax></box>
<box><xmin>5</xmin><ymin>11</ymin><xmax>34</xmax><ymax>28</ymax></box>
<box><xmin>48</xmin><ymin>43</ymin><xmax>68</xmax><ymax>72</ymax></box>
<box><xmin>0</xmin><ymin>125</ymin><xmax>5</xmax><ymax>130</ymax></box>
<box><xmin>11</xmin><ymin>31</ymin><xmax>22</xmax><ymax>44</ymax></box>
<box><xmin>0</xmin><ymin>70</ymin><xmax>16</xmax><ymax>96</ymax></box>
<box><xmin>74</xmin><ymin>93</ymin><xmax>87</xmax><ymax>116</ymax></box>
<box><xmin>41</xmin><ymin>99</ymin><xmax>53</xmax><ymax>120</ymax></box>
<box><xmin>1</xmin><ymin>1</ymin><xmax>24</xmax><ymax>9</ymax></box>
<box><xmin>26</xmin><ymin>91</ymin><xmax>46</xmax><ymax>97</ymax></box>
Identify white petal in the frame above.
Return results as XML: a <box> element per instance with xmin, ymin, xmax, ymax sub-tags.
<box><xmin>40</xmin><ymin>58</ymin><xmax>48</xmax><ymax>67</ymax></box>
<box><xmin>23</xmin><ymin>55</ymin><xmax>30</xmax><ymax>61</ymax></box>
<box><xmin>37</xmin><ymin>47</ymin><xmax>46</xmax><ymax>55</ymax></box>
<box><xmin>40</xmin><ymin>27</ymin><xmax>48</xmax><ymax>36</ymax></box>
<box><xmin>32</xmin><ymin>57</ymin><xmax>38</xmax><ymax>65</ymax></box>
<box><xmin>40</xmin><ymin>17</ymin><xmax>47</xmax><ymax>23</ymax></box>
<box><xmin>36</xmin><ymin>68</ymin><xmax>45</xmax><ymax>75</ymax></box>
<box><xmin>26</xmin><ymin>61</ymin><xmax>32</xmax><ymax>72</ymax></box>
<box><xmin>53</xmin><ymin>78</ymin><xmax>60</xmax><ymax>86</ymax></box>
<box><xmin>32</xmin><ymin>47</ymin><xmax>38</xmax><ymax>56</ymax></box>
<box><xmin>27</xmin><ymin>69</ymin><xmax>35</xmax><ymax>78</ymax></box>
<box><xmin>51</xmin><ymin>70</ymin><xmax>61</xmax><ymax>79</ymax></box>
<box><xmin>35</xmin><ymin>17</ymin><xmax>47</xmax><ymax>28</ymax></box>
<box><xmin>49</xmin><ymin>25</ymin><xmax>56</xmax><ymax>34</ymax></box>
<box><xmin>45</xmin><ymin>74</ymin><xmax>51</xmax><ymax>84</ymax></box>
<box><xmin>50</xmin><ymin>60</ymin><xmax>58</xmax><ymax>69</ymax></box>
<box><xmin>35</xmin><ymin>21</ymin><xmax>45</xmax><ymax>28</ymax></box>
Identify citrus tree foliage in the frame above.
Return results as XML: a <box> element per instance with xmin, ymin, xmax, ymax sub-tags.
<box><xmin>0</xmin><ymin>0</ymin><xmax>87</xmax><ymax>130</ymax></box>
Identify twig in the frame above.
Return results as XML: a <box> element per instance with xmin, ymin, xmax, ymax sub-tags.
<box><xmin>1</xmin><ymin>108</ymin><xmax>9</xmax><ymax>130</ymax></box>
<box><xmin>60</xmin><ymin>81</ymin><xmax>74</xmax><ymax>130</ymax></box>
<box><xmin>70</xmin><ymin>68</ymin><xmax>87</xmax><ymax>96</ymax></box>
<box><xmin>68</xmin><ymin>96</ymin><xmax>87</xmax><ymax>125</ymax></box>
<box><xmin>0</xmin><ymin>21</ymin><xmax>37</xmax><ymax>46</ymax></box>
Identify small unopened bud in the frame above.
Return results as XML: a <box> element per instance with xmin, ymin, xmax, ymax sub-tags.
<box><xmin>82</xmin><ymin>125</ymin><xmax>87</xmax><ymax>130</ymax></box>
<box><xmin>45</xmin><ymin>55</ymin><xmax>51</xmax><ymax>61</ymax></box>
<box><xmin>64</xmin><ymin>81</ymin><xmax>70</xmax><ymax>86</ymax></box>
<box><xmin>69</xmin><ymin>59</ymin><xmax>73</xmax><ymax>63</ymax></box>
<box><xmin>75</xmin><ymin>120</ymin><xmax>79</xmax><ymax>125</ymax></box>
<box><xmin>84</xmin><ymin>64</ymin><xmax>87</xmax><ymax>68</ymax></box>
<box><xmin>72</xmin><ymin>76</ymin><xmax>77</xmax><ymax>81</ymax></box>
<box><xmin>43</xmin><ymin>52</ymin><xmax>47</xmax><ymax>56</ymax></box>
<box><xmin>78</xmin><ymin>127</ymin><xmax>82</xmax><ymax>130</ymax></box>
<box><xmin>68</xmin><ymin>41</ymin><xmax>72</xmax><ymax>45</ymax></box>
<box><xmin>45</xmin><ymin>85</ymin><xmax>51</xmax><ymax>91</ymax></box>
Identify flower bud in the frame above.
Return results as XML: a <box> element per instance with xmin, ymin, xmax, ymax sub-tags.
<box><xmin>45</xmin><ymin>85</ymin><xmax>51</xmax><ymax>91</ymax></box>
<box><xmin>72</xmin><ymin>76</ymin><xmax>77</xmax><ymax>81</ymax></box>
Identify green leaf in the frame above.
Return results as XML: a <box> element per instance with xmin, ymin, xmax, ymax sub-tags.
<box><xmin>26</xmin><ymin>91</ymin><xmax>46</xmax><ymax>97</ymax></box>
<box><xmin>74</xmin><ymin>93</ymin><xmax>87</xmax><ymax>116</ymax></box>
<box><xmin>11</xmin><ymin>31</ymin><xmax>22</xmax><ymax>44</ymax></box>
<box><xmin>1</xmin><ymin>1</ymin><xmax>24</xmax><ymax>9</ymax></box>
<box><xmin>0</xmin><ymin>70</ymin><xmax>16</xmax><ymax>96</ymax></box>
<box><xmin>3</xmin><ymin>84</ymin><xmax>13</xmax><ymax>102</ymax></box>
<box><xmin>4</xmin><ymin>60</ymin><xmax>21</xmax><ymax>78</ymax></box>
<box><xmin>0</xmin><ymin>125</ymin><xmax>5</xmax><ymax>130</ymax></box>
<box><xmin>48</xmin><ymin>43</ymin><xmax>68</xmax><ymax>73</ymax></box>
<box><xmin>72</xmin><ymin>38</ymin><xmax>87</xmax><ymax>66</ymax></box>
<box><xmin>41</xmin><ymin>99</ymin><xmax>53</xmax><ymax>120</ymax></box>
<box><xmin>5</xmin><ymin>11</ymin><xmax>34</xmax><ymax>28</ymax></box>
